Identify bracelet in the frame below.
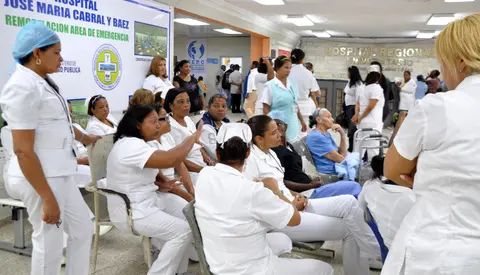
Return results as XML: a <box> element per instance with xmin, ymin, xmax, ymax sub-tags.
<box><xmin>79</xmin><ymin>132</ymin><xmax>85</xmax><ymax>143</ymax></box>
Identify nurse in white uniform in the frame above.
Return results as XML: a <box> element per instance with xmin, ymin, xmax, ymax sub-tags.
<box><xmin>397</xmin><ymin>70</ymin><xmax>417</xmax><ymax>113</ymax></box>
<box><xmin>0</xmin><ymin>21</ymin><xmax>100</xmax><ymax>275</ymax></box>
<box><xmin>289</xmin><ymin>49</ymin><xmax>320</xmax><ymax>136</ymax></box>
<box><xmin>143</xmin><ymin>56</ymin><xmax>174</xmax><ymax>103</ymax></box>
<box><xmin>254</xmin><ymin>57</ymin><xmax>275</xmax><ymax>115</ymax></box>
<box><xmin>352</xmin><ymin>64</ymin><xmax>385</xmax><ymax>160</ymax></box>
<box><xmin>106</xmin><ymin>104</ymin><xmax>202</xmax><ymax>275</ymax></box>
<box><xmin>244</xmin><ymin>115</ymin><xmax>380</xmax><ymax>275</ymax></box>
<box><xmin>384</xmin><ymin>14</ymin><xmax>480</xmax><ymax>275</ymax></box>
<box><xmin>195</xmin><ymin>123</ymin><xmax>333</xmax><ymax>275</ymax></box>
<box><xmin>85</xmin><ymin>94</ymin><xmax>118</xmax><ymax>136</ymax></box>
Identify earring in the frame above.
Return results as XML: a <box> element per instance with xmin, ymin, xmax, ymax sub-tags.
<box><xmin>36</xmin><ymin>59</ymin><xmax>42</xmax><ymax>65</ymax></box>
<box><xmin>459</xmin><ymin>69</ymin><xmax>463</xmax><ymax>73</ymax></box>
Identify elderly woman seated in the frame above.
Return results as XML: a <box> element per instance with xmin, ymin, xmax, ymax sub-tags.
<box><xmin>272</xmin><ymin>118</ymin><xmax>361</xmax><ymax>199</ymax></box>
<box><xmin>306</xmin><ymin>108</ymin><xmax>359</xmax><ymax>181</ymax></box>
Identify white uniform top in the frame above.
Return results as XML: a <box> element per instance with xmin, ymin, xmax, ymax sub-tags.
<box><xmin>195</xmin><ymin>164</ymin><xmax>294</xmax><ymax>275</ymax></box>
<box><xmin>106</xmin><ymin>137</ymin><xmax>161</xmax><ymax>221</ymax></box>
<box><xmin>147</xmin><ymin>133</ymin><xmax>176</xmax><ymax>180</ymax></box>
<box><xmin>399</xmin><ymin>78</ymin><xmax>418</xmax><ymax>112</ymax></box>
<box><xmin>383</xmin><ymin>74</ymin><xmax>480</xmax><ymax>275</ymax></box>
<box><xmin>254</xmin><ymin>73</ymin><xmax>269</xmax><ymax>113</ymax></box>
<box><xmin>0</xmin><ymin>64</ymin><xmax>76</xmax><ymax>178</ymax></box>
<box><xmin>200</xmin><ymin>124</ymin><xmax>220</xmax><ymax>157</ymax></box>
<box><xmin>73</xmin><ymin>123</ymin><xmax>88</xmax><ymax>158</ymax></box>
<box><xmin>358</xmin><ymin>178</ymin><xmax>415</xmax><ymax>248</ymax></box>
<box><xmin>142</xmin><ymin>75</ymin><xmax>174</xmax><ymax>99</ymax></box>
<box><xmin>169</xmin><ymin>116</ymin><xmax>206</xmax><ymax>166</ymax></box>
<box><xmin>358</xmin><ymin>83</ymin><xmax>384</xmax><ymax>129</ymax></box>
<box><xmin>247</xmin><ymin>68</ymin><xmax>258</xmax><ymax>94</ymax></box>
<box><xmin>228</xmin><ymin>70</ymin><xmax>243</xmax><ymax>94</ymax></box>
<box><xmin>243</xmin><ymin>145</ymin><xmax>294</xmax><ymax>202</ymax></box>
<box><xmin>85</xmin><ymin>115</ymin><xmax>118</xmax><ymax>136</ymax></box>
<box><xmin>289</xmin><ymin>64</ymin><xmax>318</xmax><ymax>116</ymax></box>
<box><xmin>344</xmin><ymin>82</ymin><xmax>365</xmax><ymax>106</ymax></box>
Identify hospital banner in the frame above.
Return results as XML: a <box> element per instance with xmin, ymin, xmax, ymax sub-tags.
<box><xmin>186</xmin><ymin>39</ymin><xmax>207</xmax><ymax>77</ymax></box>
<box><xmin>0</xmin><ymin>0</ymin><xmax>174</xmax><ymax>113</ymax></box>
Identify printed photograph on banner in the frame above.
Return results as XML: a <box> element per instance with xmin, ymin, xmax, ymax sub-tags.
<box><xmin>134</xmin><ymin>21</ymin><xmax>168</xmax><ymax>57</ymax></box>
<box><xmin>187</xmin><ymin>39</ymin><xmax>207</xmax><ymax>75</ymax></box>
<box><xmin>69</xmin><ymin>98</ymin><xmax>90</xmax><ymax>128</ymax></box>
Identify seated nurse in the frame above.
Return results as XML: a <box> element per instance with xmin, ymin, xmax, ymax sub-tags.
<box><xmin>164</xmin><ymin>88</ymin><xmax>213</xmax><ymax>184</ymax></box>
<box><xmin>85</xmin><ymin>95</ymin><xmax>118</xmax><ymax>136</ymax></box>
<box><xmin>106</xmin><ymin>104</ymin><xmax>202</xmax><ymax>275</ymax></box>
<box><xmin>244</xmin><ymin>115</ymin><xmax>379</xmax><ymax>275</ymax></box>
<box><xmin>195</xmin><ymin>123</ymin><xmax>333</xmax><ymax>275</ymax></box>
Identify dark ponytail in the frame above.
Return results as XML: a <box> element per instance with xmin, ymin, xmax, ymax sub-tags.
<box><xmin>290</xmin><ymin>48</ymin><xmax>305</xmax><ymax>64</ymax></box>
<box><xmin>217</xmin><ymin>137</ymin><xmax>249</xmax><ymax>165</ymax></box>
<box><xmin>371</xmin><ymin>155</ymin><xmax>385</xmax><ymax>179</ymax></box>
<box><xmin>247</xmin><ymin>115</ymin><xmax>273</xmax><ymax>145</ymax></box>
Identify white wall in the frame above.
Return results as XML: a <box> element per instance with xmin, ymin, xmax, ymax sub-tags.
<box><xmin>174</xmin><ymin>36</ymin><xmax>251</xmax><ymax>100</ymax></box>
<box><xmin>300</xmin><ymin>38</ymin><xmax>440</xmax><ymax>81</ymax></box>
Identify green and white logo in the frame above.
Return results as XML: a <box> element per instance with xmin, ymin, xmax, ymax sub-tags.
<box><xmin>92</xmin><ymin>44</ymin><xmax>122</xmax><ymax>91</ymax></box>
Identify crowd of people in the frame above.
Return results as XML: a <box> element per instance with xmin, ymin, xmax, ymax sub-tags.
<box><xmin>2</xmin><ymin>13</ymin><xmax>480</xmax><ymax>275</ymax></box>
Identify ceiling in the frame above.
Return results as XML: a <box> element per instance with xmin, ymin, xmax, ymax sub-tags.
<box><xmin>174</xmin><ymin>14</ymin><xmax>250</xmax><ymax>38</ymax></box>
<box><xmin>225</xmin><ymin>0</ymin><xmax>479</xmax><ymax>38</ymax></box>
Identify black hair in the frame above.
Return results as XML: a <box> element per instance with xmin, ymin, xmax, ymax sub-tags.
<box><xmin>198</xmin><ymin>76</ymin><xmax>204</xmax><ymax>81</ymax></box>
<box><xmin>67</xmin><ymin>100</ymin><xmax>72</xmax><ymax>104</ymax></box>
<box><xmin>113</xmin><ymin>104</ymin><xmax>156</xmax><ymax>143</ymax></box>
<box><xmin>370</xmin><ymin>61</ymin><xmax>386</xmax><ymax>85</ymax></box>
<box><xmin>87</xmin><ymin>95</ymin><xmax>107</xmax><ymax>116</ymax></box>
<box><xmin>417</xmin><ymin>75</ymin><xmax>424</xmax><ymax>81</ymax></box>
<box><xmin>290</xmin><ymin>49</ymin><xmax>305</xmax><ymax>64</ymax></box>
<box><xmin>404</xmin><ymin>70</ymin><xmax>411</xmax><ymax>76</ymax></box>
<box><xmin>174</xmin><ymin>60</ymin><xmax>189</xmax><ymax>75</ymax></box>
<box><xmin>305</xmin><ymin>62</ymin><xmax>313</xmax><ymax>71</ymax></box>
<box><xmin>308</xmin><ymin>115</ymin><xmax>317</xmax><ymax>129</ymax></box>
<box><xmin>370</xmin><ymin>61</ymin><xmax>383</xmax><ymax>72</ymax></box>
<box><xmin>432</xmin><ymin>69</ymin><xmax>440</xmax><ymax>77</ymax></box>
<box><xmin>163</xmin><ymin>88</ymin><xmax>188</xmax><ymax>113</ymax></box>
<box><xmin>371</xmin><ymin>155</ymin><xmax>385</xmax><ymax>179</ymax></box>
<box><xmin>18</xmin><ymin>44</ymin><xmax>56</xmax><ymax>66</ymax></box>
<box><xmin>274</xmin><ymin>119</ymin><xmax>287</xmax><ymax>128</ymax></box>
<box><xmin>233</xmin><ymin>64</ymin><xmax>240</xmax><ymax>71</ymax></box>
<box><xmin>348</xmin><ymin>66</ymin><xmax>363</xmax><ymax>88</ymax></box>
<box><xmin>274</xmin><ymin>55</ymin><xmax>291</xmax><ymax>71</ymax></box>
<box><xmin>258</xmin><ymin>57</ymin><xmax>272</xmax><ymax>74</ymax></box>
<box><xmin>247</xmin><ymin>115</ymin><xmax>273</xmax><ymax>146</ymax></box>
<box><xmin>208</xmin><ymin>94</ymin><xmax>227</xmax><ymax>107</ymax></box>
<box><xmin>364</xmin><ymin>72</ymin><xmax>381</xmax><ymax>86</ymax></box>
<box><xmin>216</xmin><ymin>137</ymin><xmax>249</xmax><ymax>166</ymax></box>
<box><xmin>252</xmin><ymin>61</ymin><xmax>259</xmax><ymax>68</ymax></box>
<box><xmin>154</xmin><ymin>92</ymin><xmax>162</xmax><ymax>104</ymax></box>
<box><xmin>152</xmin><ymin>103</ymin><xmax>163</xmax><ymax>114</ymax></box>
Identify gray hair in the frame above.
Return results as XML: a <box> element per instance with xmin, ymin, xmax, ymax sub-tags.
<box><xmin>309</xmin><ymin>108</ymin><xmax>328</xmax><ymax>128</ymax></box>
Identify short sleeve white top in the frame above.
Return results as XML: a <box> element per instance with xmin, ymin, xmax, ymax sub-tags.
<box><xmin>358</xmin><ymin>83</ymin><xmax>384</xmax><ymax>126</ymax></box>
<box><xmin>86</xmin><ymin>115</ymin><xmax>118</xmax><ymax>136</ymax></box>
<box><xmin>254</xmin><ymin>73</ymin><xmax>269</xmax><ymax>110</ymax></box>
<box><xmin>169</xmin><ymin>116</ymin><xmax>206</xmax><ymax>166</ymax></box>
<box><xmin>147</xmin><ymin>133</ymin><xmax>177</xmax><ymax>180</ymax></box>
<box><xmin>243</xmin><ymin>145</ymin><xmax>295</xmax><ymax>201</ymax></box>
<box><xmin>143</xmin><ymin>75</ymin><xmax>174</xmax><ymax>99</ymax></box>
<box><xmin>195</xmin><ymin>164</ymin><xmax>294</xmax><ymax>275</ymax></box>
<box><xmin>344</xmin><ymin>82</ymin><xmax>364</xmax><ymax>106</ymax></box>
<box><xmin>106</xmin><ymin>137</ymin><xmax>161</xmax><ymax>220</ymax></box>
<box><xmin>228</xmin><ymin>70</ymin><xmax>243</xmax><ymax>94</ymax></box>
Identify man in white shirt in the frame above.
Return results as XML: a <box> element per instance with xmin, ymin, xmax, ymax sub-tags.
<box><xmin>215</xmin><ymin>65</ymin><xmax>226</xmax><ymax>95</ymax></box>
<box><xmin>228</xmin><ymin>64</ymin><xmax>243</xmax><ymax>113</ymax></box>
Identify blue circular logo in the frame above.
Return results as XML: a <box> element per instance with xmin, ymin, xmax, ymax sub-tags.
<box><xmin>188</xmin><ymin>40</ymin><xmax>205</xmax><ymax>60</ymax></box>
<box><xmin>92</xmin><ymin>44</ymin><xmax>122</xmax><ymax>91</ymax></box>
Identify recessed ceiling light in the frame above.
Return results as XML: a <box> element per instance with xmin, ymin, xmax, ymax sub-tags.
<box><xmin>427</xmin><ymin>14</ymin><xmax>456</xmax><ymax>25</ymax></box>
<box><xmin>174</xmin><ymin>18</ymin><xmax>210</xmax><ymax>26</ymax></box>
<box><xmin>416</xmin><ymin>31</ymin><xmax>436</xmax><ymax>39</ymax></box>
<box><xmin>253</xmin><ymin>0</ymin><xmax>285</xmax><ymax>5</ymax></box>
<box><xmin>445</xmin><ymin>0</ymin><xmax>474</xmax><ymax>2</ymax></box>
<box><xmin>287</xmin><ymin>15</ymin><xmax>314</xmax><ymax>26</ymax></box>
<box><xmin>213</xmin><ymin>28</ymin><xmax>242</xmax><ymax>35</ymax></box>
<box><xmin>311</xmin><ymin>30</ymin><xmax>331</xmax><ymax>38</ymax></box>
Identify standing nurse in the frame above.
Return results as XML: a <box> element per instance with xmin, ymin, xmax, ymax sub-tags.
<box><xmin>0</xmin><ymin>21</ymin><xmax>100</xmax><ymax>275</ymax></box>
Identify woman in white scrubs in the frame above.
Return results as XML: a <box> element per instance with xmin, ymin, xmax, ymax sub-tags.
<box><xmin>261</xmin><ymin>56</ymin><xmax>307</xmax><ymax>142</ymax></box>
<box><xmin>0</xmin><ymin>21</ymin><xmax>100</xmax><ymax>275</ymax></box>
<box><xmin>383</xmin><ymin>14</ymin><xmax>480</xmax><ymax>275</ymax></box>
<box><xmin>85</xmin><ymin>94</ymin><xmax>118</xmax><ymax>135</ymax></box>
<box><xmin>254</xmin><ymin>57</ymin><xmax>275</xmax><ymax>115</ymax></box>
<box><xmin>344</xmin><ymin>66</ymin><xmax>364</xmax><ymax>152</ymax></box>
<box><xmin>164</xmin><ymin>88</ymin><xmax>212</xmax><ymax>184</ymax></box>
<box><xmin>128</xmin><ymin>88</ymin><xmax>155</xmax><ymax>107</ymax></box>
<box><xmin>143</xmin><ymin>56</ymin><xmax>175</xmax><ymax>103</ymax></box>
<box><xmin>397</xmin><ymin>70</ymin><xmax>417</xmax><ymax>114</ymax></box>
<box><xmin>106</xmin><ymin>104</ymin><xmax>202</xmax><ymax>275</ymax></box>
<box><xmin>352</xmin><ymin>65</ymin><xmax>385</xmax><ymax>160</ymax></box>
<box><xmin>195</xmin><ymin>123</ymin><xmax>333</xmax><ymax>275</ymax></box>
<box><xmin>289</xmin><ymin>48</ymin><xmax>320</xmax><ymax>136</ymax></box>
<box><xmin>244</xmin><ymin>115</ymin><xmax>380</xmax><ymax>275</ymax></box>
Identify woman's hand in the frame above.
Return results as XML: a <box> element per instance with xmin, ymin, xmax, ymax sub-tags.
<box><xmin>84</xmin><ymin>134</ymin><xmax>102</xmax><ymax>146</ymax></box>
<box><xmin>42</xmin><ymin>197</ymin><xmax>61</xmax><ymax>225</ymax></box>
<box><xmin>351</xmin><ymin>115</ymin><xmax>359</xmax><ymax>125</ymax></box>
<box><xmin>293</xmin><ymin>194</ymin><xmax>307</xmax><ymax>211</ymax></box>
<box><xmin>156</xmin><ymin>177</ymin><xmax>183</xmax><ymax>192</ymax></box>
<box><xmin>301</xmin><ymin>120</ymin><xmax>307</xmax><ymax>132</ymax></box>
<box><xmin>194</xmin><ymin>120</ymin><xmax>204</xmax><ymax>144</ymax></box>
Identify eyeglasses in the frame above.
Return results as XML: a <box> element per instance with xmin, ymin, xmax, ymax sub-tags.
<box><xmin>159</xmin><ymin>114</ymin><xmax>170</xmax><ymax>122</ymax></box>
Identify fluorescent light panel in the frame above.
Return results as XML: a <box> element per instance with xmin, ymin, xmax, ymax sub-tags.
<box><xmin>311</xmin><ymin>30</ymin><xmax>331</xmax><ymax>38</ymax></box>
<box><xmin>174</xmin><ymin>18</ymin><xmax>209</xmax><ymax>26</ymax></box>
<box><xmin>445</xmin><ymin>0</ymin><xmax>474</xmax><ymax>2</ymax></box>
<box><xmin>427</xmin><ymin>14</ymin><xmax>456</xmax><ymax>25</ymax></box>
<box><xmin>416</xmin><ymin>31</ymin><xmax>436</xmax><ymax>39</ymax></box>
<box><xmin>253</xmin><ymin>0</ymin><xmax>285</xmax><ymax>5</ymax></box>
<box><xmin>213</xmin><ymin>28</ymin><xmax>242</xmax><ymax>35</ymax></box>
<box><xmin>287</xmin><ymin>15</ymin><xmax>314</xmax><ymax>26</ymax></box>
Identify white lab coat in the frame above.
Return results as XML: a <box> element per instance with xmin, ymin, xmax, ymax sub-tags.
<box><xmin>0</xmin><ymin>63</ymin><xmax>92</xmax><ymax>275</ymax></box>
<box><xmin>358</xmin><ymin>178</ymin><xmax>415</xmax><ymax>248</ymax></box>
<box><xmin>247</xmin><ymin>68</ymin><xmax>258</xmax><ymax>94</ymax></box>
<box><xmin>85</xmin><ymin>115</ymin><xmax>118</xmax><ymax>136</ymax></box>
<box><xmin>195</xmin><ymin>164</ymin><xmax>333</xmax><ymax>275</ymax></box>
<box><xmin>382</xmin><ymin>74</ymin><xmax>480</xmax><ymax>275</ymax></box>
<box><xmin>143</xmin><ymin>75</ymin><xmax>175</xmax><ymax>99</ymax></box>
<box><xmin>106</xmin><ymin>136</ymin><xmax>192</xmax><ymax>275</ymax></box>
<box><xmin>399</xmin><ymin>78</ymin><xmax>417</xmax><ymax>112</ymax></box>
<box><xmin>289</xmin><ymin>64</ymin><xmax>317</xmax><ymax>119</ymax></box>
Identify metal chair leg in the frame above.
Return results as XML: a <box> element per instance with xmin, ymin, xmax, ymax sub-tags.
<box><xmin>143</xmin><ymin>236</ymin><xmax>153</xmax><ymax>268</ymax></box>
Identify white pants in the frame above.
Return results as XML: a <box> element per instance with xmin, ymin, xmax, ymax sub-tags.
<box><xmin>354</xmin><ymin>122</ymin><xmax>383</xmax><ymax>161</ymax></box>
<box><xmin>74</xmin><ymin>165</ymin><xmax>91</xmax><ymax>189</ymax></box>
<box><xmin>277</xmin><ymin>195</ymin><xmax>379</xmax><ymax>275</ymax></box>
<box><xmin>271</xmin><ymin>257</ymin><xmax>333</xmax><ymax>275</ymax></box>
<box><xmin>133</xmin><ymin>192</ymin><xmax>192</xmax><ymax>275</ymax></box>
<box><xmin>6</xmin><ymin>175</ymin><xmax>93</xmax><ymax>275</ymax></box>
<box><xmin>266</xmin><ymin>232</ymin><xmax>293</xmax><ymax>255</ymax></box>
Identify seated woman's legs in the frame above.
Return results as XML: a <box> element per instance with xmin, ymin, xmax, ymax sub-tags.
<box><xmin>310</xmin><ymin>181</ymin><xmax>362</xmax><ymax>199</ymax></box>
<box><xmin>273</xmin><ymin>257</ymin><xmax>333</xmax><ymax>275</ymax></box>
<box><xmin>266</xmin><ymin>232</ymin><xmax>292</xmax><ymax>255</ymax></box>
